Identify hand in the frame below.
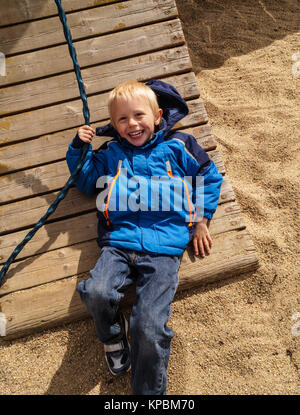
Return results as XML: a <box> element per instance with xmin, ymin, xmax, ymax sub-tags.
<box><xmin>77</xmin><ymin>125</ymin><xmax>95</xmax><ymax>144</ymax></box>
<box><xmin>193</xmin><ymin>218</ymin><xmax>212</xmax><ymax>257</ymax></box>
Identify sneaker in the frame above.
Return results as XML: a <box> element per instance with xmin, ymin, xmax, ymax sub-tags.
<box><xmin>103</xmin><ymin>313</ymin><xmax>131</xmax><ymax>375</ymax></box>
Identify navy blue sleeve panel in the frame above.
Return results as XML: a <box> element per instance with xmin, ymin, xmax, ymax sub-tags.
<box><xmin>198</xmin><ymin>162</ymin><xmax>223</xmax><ymax>220</ymax></box>
<box><xmin>66</xmin><ymin>143</ymin><xmax>106</xmax><ymax>195</ymax></box>
<box><xmin>167</xmin><ymin>132</ymin><xmax>211</xmax><ymax>176</ymax></box>
<box><xmin>71</xmin><ymin>133</ymin><xmax>85</xmax><ymax>148</ymax></box>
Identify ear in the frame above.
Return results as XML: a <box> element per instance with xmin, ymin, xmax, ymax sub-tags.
<box><xmin>154</xmin><ymin>108</ymin><xmax>163</xmax><ymax>125</ymax></box>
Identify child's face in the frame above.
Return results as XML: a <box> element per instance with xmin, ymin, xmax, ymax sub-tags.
<box><xmin>111</xmin><ymin>96</ymin><xmax>162</xmax><ymax>147</ymax></box>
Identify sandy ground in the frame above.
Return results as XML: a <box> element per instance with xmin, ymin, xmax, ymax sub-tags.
<box><xmin>0</xmin><ymin>0</ymin><xmax>299</xmax><ymax>395</ymax></box>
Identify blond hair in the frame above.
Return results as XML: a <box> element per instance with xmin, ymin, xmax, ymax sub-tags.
<box><xmin>108</xmin><ymin>81</ymin><xmax>160</xmax><ymax>125</ymax></box>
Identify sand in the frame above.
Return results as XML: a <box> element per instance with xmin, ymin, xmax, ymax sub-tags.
<box><xmin>0</xmin><ymin>0</ymin><xmax>299</xmax><ymax>395</ymax></box>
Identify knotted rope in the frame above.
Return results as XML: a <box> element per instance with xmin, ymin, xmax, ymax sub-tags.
<box><xmin>0</xmin><ymin>0</ymin><xmax>91</xmax><ymax>287</ymax></box>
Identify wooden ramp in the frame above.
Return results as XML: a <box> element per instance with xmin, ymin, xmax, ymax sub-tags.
<box><xmin>0</xmin><ymin>0</ymin><xmax>258</xmax><ymax>340</ymax></box>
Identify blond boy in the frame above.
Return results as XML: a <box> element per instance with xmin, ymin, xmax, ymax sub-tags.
<box><xmin>66</xmin><ymin>80</ymin><xmax>222</xmax><ymax>394</ymax></box>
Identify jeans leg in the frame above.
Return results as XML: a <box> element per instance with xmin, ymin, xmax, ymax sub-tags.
<box><xmin>130</xmin><ymin>254</ymin><xmax>180</xmax><ymax>395</ymax></box>
<box><xmin>76</xmin><ymin>246</ymin><xmax>134</xmax><ymax>344</ymax></box>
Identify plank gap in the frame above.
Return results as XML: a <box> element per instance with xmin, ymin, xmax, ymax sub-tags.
<box><xmin>0</xmin><ymin>67</ymin><xmax>192</xmax><ymax>119</ymax></box>
<box><xmin>3</xmin><ymin>15</ymin><xmax>179</xmax><ymax>59</ymax></box>
<box><xmin>0</xmin><ymin>39</ymin><xmax>185</xmax><ymax>91</ymax></box>
<box><xmin>0</xmin><ymin>207</ymin><xmax>97</xmax><ymax>238</ymax></box>
<box><xmin>0</xmin><ymin>237</ymin><xmax>98</xmax><ymax>276</ymax></box>
<box><xmin>0</xmin><ymin>19</ymin><xmax>186</xmax><ymax>88</ymax></box>
<box><xmin>0</xmin><ymin>46</ymin><xmax>193</xmax><ymax>116</ymax></box>
<box><xmin>0</xmin><ymin>186</ymin><xmax>69</xmax><ymax>208</ymax></box>
<box><xmin>0</xmin><ymin>93</ymin><xmax>206</xmax><ymax>148</ymax></box>
<box><xmin>0</xmin><ymin>157</ymin><xmax>66</xmax><ymax>178</ymax></box>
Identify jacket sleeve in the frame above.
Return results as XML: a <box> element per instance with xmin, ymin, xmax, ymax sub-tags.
<box><xmin>176</xmin><ymin>133</ymin><xmax>223</xmax><ymax>220</ymax></box>
<box><xmin>66</xmin><ymin>142</ymin><xmax>106</xmax><ymax>195</ymax></box>
<box><xmin>196</xmin><ymin>161</ymin><xmax>223</xmax><ymax>220</ymax></box>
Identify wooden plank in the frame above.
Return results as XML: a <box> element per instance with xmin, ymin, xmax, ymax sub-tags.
<box><xmin>0</xmin><ymin>229</ymin><xmax>259</xmax><ymax>339</ymax></box>
<box><xmin>0</xmin><ymin>198</ymin><xmax>243</xmax><ymax>291</ymax></box>
<box><xmin>0</xmin><ymin>150</ymin><xmax>225</xmax><ymax>265</ymax></box>
<box><xmin>0</xmin><ymin>145</ymin><xmax>220</xmax><ymax>206</ymax></box>
<box><xmin>0</xmin><ymin>0</ymin><xmax>124</xmax><ymax>27</ymax></box>
<box><xmin>0</xmin><ymin>20</ymin><xmax>184</xmax><ymax>87</ymax></box>
<box><xmin>0</xmin><ymin>0</ymin><xmax>178</xmax><ymax>55</ymax></box>
<box><xmin>0</xmin><ymin>90</ymin><xmax>207</xmax><ymax>145</ymax></box>
<box><xmin>0</xmin><ymin>161</ymin><xmax>229</xmax><ymax>236</ymax></box>
<box><xmin>0</xmin><ymin>46</ymin><xmax>193</xmax><ymax>116</ymax></box>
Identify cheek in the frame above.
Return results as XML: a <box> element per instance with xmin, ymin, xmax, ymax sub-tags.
<box><xmin>145</xmin><ymin>118</ymin><xmax>156</xmax><ymax>130</ymax></box>
<box><xmin>115</xmin><ymin>123</ymin><xmax>125</xmax><ymax>134</ymax></box>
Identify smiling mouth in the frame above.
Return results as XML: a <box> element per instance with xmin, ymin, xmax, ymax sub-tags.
<box><xmin>129</xmin><ymin>130</ymin><xmax>144</xmax><ymax>138</ymax></box>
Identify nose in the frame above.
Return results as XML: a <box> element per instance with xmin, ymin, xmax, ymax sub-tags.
<box><xmin>128</xmin><ymin>117</ymin><xmax>138</xmax><ymax>127</ymax></box>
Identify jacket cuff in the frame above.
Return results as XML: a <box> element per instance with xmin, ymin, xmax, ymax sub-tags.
<box><xmin>71</xmin><ymin>133</ymin><xmax>85</xmax><ymax>148</ymax></box>
<box><xmin>203</xmin><ymin>211</ymin><xmax>213</xmax><ymax>220</ymax></box>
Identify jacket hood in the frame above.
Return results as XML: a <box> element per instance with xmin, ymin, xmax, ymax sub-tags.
<box><xmin>96</xmin><ymin>79</ymin><xmax>189</xmax><ymax>140</ymax></box>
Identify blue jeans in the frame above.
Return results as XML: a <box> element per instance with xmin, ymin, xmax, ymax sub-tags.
<box><xmin>76</xmin><ymin>246</ymin><xmax>180</xmax><ymax>395</ymax></box>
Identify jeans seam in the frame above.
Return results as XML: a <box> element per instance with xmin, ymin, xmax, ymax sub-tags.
<box><xmin>155</xmin><ymin>339</ymin><xmax>166</xmax><ymax>393</ymax></box>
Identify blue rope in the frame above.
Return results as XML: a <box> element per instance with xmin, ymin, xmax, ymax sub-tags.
<box><xmin>0</xmin><ymin>0</ymin><xmax>91</xmax><ymax>287</ymax></box>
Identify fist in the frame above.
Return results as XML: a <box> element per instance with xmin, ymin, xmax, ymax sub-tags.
<box><xmin>78</xmin><ymin>125</ymin><xmax>95</xmax><ymax>144</ymax></box>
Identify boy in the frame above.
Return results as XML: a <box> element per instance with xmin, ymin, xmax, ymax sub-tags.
<box><xmin>66</xmin><ymin>80</ymin><xmax>223</xmax><ymax>395</ymax></box>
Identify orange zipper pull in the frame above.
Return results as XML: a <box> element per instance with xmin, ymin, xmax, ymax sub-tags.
<box><xmin>166</xmin><ymin>160</ymin><xmax>195</xmax><ymax>227</ymax></box>
<box><xmin>103</xmin><ymin>160</ymin><xmax>122</xmax><ymax>226</ymax></box>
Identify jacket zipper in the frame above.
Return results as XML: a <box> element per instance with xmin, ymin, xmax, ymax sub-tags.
<box><xmin>103</xmin><ymin>160</ymin><xmax>122</xmax><ymax>226</ymax></box>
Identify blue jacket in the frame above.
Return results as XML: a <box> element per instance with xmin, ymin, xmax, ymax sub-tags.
<box><xmin>66</xmin><ymin>80</ymin><xmax>223</xmax><ymax>255</ymax></box>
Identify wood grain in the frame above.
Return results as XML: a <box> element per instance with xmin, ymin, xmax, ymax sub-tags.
<box><xmin>0</xmin><ymin>0</ymin><xmax>177</xmax><ymax>55</ymax></box>
<box><xmin>0</xmin><ymin>46</ymin><xmax>192</xmax><ymax>116</ymax></box>
<box><xmin>0</xmin><ymin>20</ymin><xmax>184</xmax><ymax>87</ymax></box>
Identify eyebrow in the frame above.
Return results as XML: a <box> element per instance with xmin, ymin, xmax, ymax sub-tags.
<box><xmin>116</xmin><ymin>109</ymin><xmax>146</xmax><ymax>118</ymax></box>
